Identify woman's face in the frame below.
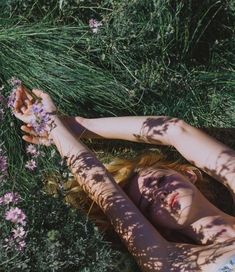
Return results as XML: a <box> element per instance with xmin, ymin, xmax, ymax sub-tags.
<box><xmin>127</xmin><ymin>167</ymin><xmax>199</xmax><ymax>229</ymax></box>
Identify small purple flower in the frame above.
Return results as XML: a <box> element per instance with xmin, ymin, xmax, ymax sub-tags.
<box><xmin>89</xmin><ymin>18</ymin><xmax>103</xmax><ymax>33</ymax></box>
<box><xmin>0</xmin><ymin>196</ymin><xmax>4</xmax><ymax>205</ymax></box>
<box><xmin>25</xmin><ymin>159</ymin><xmax>37</xmax><ymax>171</ymax></box>
<box><xmin>1</xmin><ymin>192</ymin><xmax>21</xmax><ymax>205</ymax></box>
<box><xmin>32</xmin><ymin>104</ymin><xmax>44</xmax><ymax>115</ymax></box>
<box><xmin>7</xmin><ymin>88</ymin><xmax>17</xmax><ymax>109</ymax></box>
<box><xmin>30</xmin><ymin>104</ymin><xmax>51</xmax><ymax>135</ymax></box>
<box><xmin>26</xmin><ymin>144</ymin><xmax>41</xmax><ymax>158</ymax></box>
<box><xmin>5</xmin><ymin>207</ymin><xmax>26</xmax><ymax>225</ymax></box>
<box><xmin>8</xmin><ymin>77</ymin><xmax>22</xmax><ymax>88</ymax></box>
<box><xmin>4</xmin><ymin>235</ymin><xmax>26</xmax><ymax>252</ymax></box>
<box><xmin>12</xmin><ymin>226</ymin><xmax>26</xmax><ymax>239</ymax></box>
<box><xmin>7</xmin><ymin>77</ymin><xmax>22</xmax><ymax>110</ymax></box>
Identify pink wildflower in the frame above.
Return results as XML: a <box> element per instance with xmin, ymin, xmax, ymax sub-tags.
<box><xmin>0</xmin><ymin>196</ymin><xmax>4</xmax><ymax>205</ymax></box>
<box><xmin>2</xmin><ymin>192</ymin><xmax>21</xmax><ymax>205</ymax></box>
<box><xmin>89</xmin><ymin>18</ymin><xmax>103</xmax><ymax>33</ymax></box>
<box><xmin>7</xmin><ymin>77</ymin><xmax>22</xmax><ymax>109</ymax></box>
<box><xmin>5</xmin><ymin>207</ymin><xmax>26</xmax><ymax>225</ymax></box>
<box><xmin>25</xmin><ymin>159</ymin><xmax>37</xmax><ymax>171</ymax></box>
<box><xmin>7</xmin><ymin>88</ymin><xmax>17</xmax><ymax>109</ymax></box>
<box><xmin>12</xmin><ymin>226</ymin><xmax>26</xmax><ymax>239</ymax></box>
<box><xmin>26</xmin><ymin>144</ymin><xmax>40</xmax><ymax>157</ymax></box>
<box><xmin>30</xmin><ymin>104</ymin><xmax>51</xmax><ymax>135</ymax></box>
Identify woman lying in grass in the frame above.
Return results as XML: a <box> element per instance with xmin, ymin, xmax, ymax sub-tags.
<box><xmin>13</xmin><ymin>86</ymin><xmax>235</xmax><ymax>272</ymax></box>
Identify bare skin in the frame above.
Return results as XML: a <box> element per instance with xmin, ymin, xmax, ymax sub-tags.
<box><xmin>13</xmin><ymin>85</ymin><xmax>235</xmax><ymax>271</ymax></box>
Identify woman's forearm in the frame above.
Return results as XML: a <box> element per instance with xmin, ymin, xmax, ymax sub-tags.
<box><xmin>71</xmin><ymin>116</ymin><xmax>181</xmax><ymax>146</ymax></box>
<box><xmin>169</xmin><ymin>121</ymin><xmax>235</xmax><ymax>191</ymax></box>
<box><xmin>49</xmin><ymin>116</ymin><xmax>171</xmax><ymax>271</ymax></box>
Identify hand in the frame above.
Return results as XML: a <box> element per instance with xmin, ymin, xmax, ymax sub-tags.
<box><xmin>20</xmin><ymin>124</ymin><xmax>53</xmax><ymax>146</ymax></box>
<box><xmin>13</xmin><ymin>86</ymin><xmax>57</xmax><ymax>124</ymax></box>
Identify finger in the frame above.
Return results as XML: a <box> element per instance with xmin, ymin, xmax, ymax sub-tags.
<box><xmin>14</xmin><ymin>86</ymin><xmax>32</xmax><ymax>113</ymax></box>
<box><xmin>25</xmin><ymin>99</ymin><xmax>33</xmax><ymax>107</ymax></box>
<box><xmin>22</xmin><ymin>135</ymin><xmax>40</xmax><ymax>145</ymax></box>
<box><xmin>32</xmin><ymin>89</ymin><xmax>47</xmax><ymax>99</ymax></box>
<box><xmin>13</xmin><ymin>111</ymin><xmax>22</xmax><ymax>119</ymax></box>
<box><xmin>22</xmin><ymin>135</ymin><xmax>51</xmax><ymax>146</ymax></box>
<box><xmin>14</xmin><ymin>88</ymin><xmax>24</xmax><ymax>112</ymax></box>
<box><xmin>21</xmin><ymin>125</ymin><xmax>48</xmax><ymax>137</ymax></box>
<box><xmin>21</xmin><ymin>125</ymin><xmax>37</xmax><ymax>136</ymax></box>
<box><xmin>21</xmin><ymin>106</ymin><xmax>27</xmax><ymax>113</ymax></box>
<box><xmin>22</xmin><ymin>85</ymin><xmax>33</xmax><ymax>101</ymax></box>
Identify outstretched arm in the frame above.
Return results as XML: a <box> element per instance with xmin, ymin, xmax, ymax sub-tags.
<box><xmin>49</xmin><ymin>115</ymin><xmax>174</xmax><ymax>271</ymax></box>
<box><xmin>68</xmin><ymin>116</ymin><xmax>235</xmax><ymax>195</ymax></box>
<box><xmin>64</xmin><ymin>116</ymin><xmax>180</xmax><ymax>146</ymax></box>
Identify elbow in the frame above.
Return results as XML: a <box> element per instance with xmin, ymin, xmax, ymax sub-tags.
<box><xmin>167</xmin><ymin>118</ymin><xmax>188</xmax><ymax>146</ymax></box>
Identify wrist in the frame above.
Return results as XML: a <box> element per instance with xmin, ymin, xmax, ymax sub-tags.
<box><xmin>47</xmin><ymin>115</ymin><xmax>64</xmax><ymax>139</ymax></box>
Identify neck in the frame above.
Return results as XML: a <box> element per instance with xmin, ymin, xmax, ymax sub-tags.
<box><xmin>182</xmin><ymin>201</ymin><xmax>235</xmax><ymax>245</ymax></box>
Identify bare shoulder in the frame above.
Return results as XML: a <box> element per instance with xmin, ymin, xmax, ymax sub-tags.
<box><xmin>169</xmin><ymin>238</ymin><xmax>235</xmax><ymax>271</ymax></box>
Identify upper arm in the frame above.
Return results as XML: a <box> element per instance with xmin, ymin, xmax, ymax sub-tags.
<box><xmin>168</xmin><ymin>120</ymin><xmax>235</xmax><ymax>195</ymax></box>
<box><xmin>170</xmin><ymin>239</ymin><xmax>235</xmax><ymax>272</ymax></box>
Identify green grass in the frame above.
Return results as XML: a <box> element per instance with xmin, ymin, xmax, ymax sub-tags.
<box><xmin>0</xmin><ymin>0</ymin><xmax>234</xmax><ymax>270</ymax></box>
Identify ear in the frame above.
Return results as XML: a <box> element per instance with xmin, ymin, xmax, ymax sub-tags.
<box><xmin>184</xmin><ymin>169</ymin><xmax>198</xmax><ymax>184</ymax></box>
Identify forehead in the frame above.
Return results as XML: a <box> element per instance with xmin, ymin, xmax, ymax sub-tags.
<box><xmin>127</xmin><ymin>167</ymin><xmax>171</xmax><ymax>203</ymax></box>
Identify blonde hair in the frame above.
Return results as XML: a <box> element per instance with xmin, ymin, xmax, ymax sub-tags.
<box><xmin>43</xmin><ymin>150</ymin><xmax>209</xmax><ymax>233</ymax></box>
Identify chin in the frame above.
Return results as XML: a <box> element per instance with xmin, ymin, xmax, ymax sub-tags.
<box><xmin>175</xmin><ymin>200</ymin><xmax>195</xmax><ymax>227</ymax></box>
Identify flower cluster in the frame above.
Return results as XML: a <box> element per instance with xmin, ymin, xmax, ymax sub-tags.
<box><xmin>25</xmin><ymin>144</ymin><xmax>45</xmax><ymax>171</ymax></box>
<box><xmin>89</xmin><ymin>18</ymin><xmax>103</xmax><ymax>33</ymax></box>
<box><xmin>30</xmin><ymin>103</ymin><xmax>51</xmax><ymax>135</ymax></box>
<box><xmin>0</xmin><ymin>192</ymin><xmax>27</xmax><ymax>252</ymax></box>
<box><xmin>25</xmin><ymin>159</ymin><xmax>37</xmax><ymax>171</ymax></box>
<box><xmin>0</xmin><ymin>192</ymin><xmax>21</xmax><ymax>205</ymax></box>
<box><xmin>7</xmin><ymin>77</ymin><xmax>22</xmax><ymax>110</ymax></box>
<box><xmin>7</xmin><ymin>77</ymin><xmax>53</xmax><ymax>135</ymax></box>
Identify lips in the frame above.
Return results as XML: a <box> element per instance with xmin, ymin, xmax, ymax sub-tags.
<box><xmin>168</xmin><ymin>192</ymin><xmax>179</xmax><ymax>208</ymax></box>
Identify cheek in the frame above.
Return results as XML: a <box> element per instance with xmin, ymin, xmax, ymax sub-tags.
<box><xmin>148</xmin><ymin>203</ymin><xmax>173</xmax><ymax>225</ymax></box>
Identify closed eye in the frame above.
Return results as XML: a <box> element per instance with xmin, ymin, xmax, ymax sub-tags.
<box><xmin>157</xmin><ymin>175</ymin><xmax>166</xmax><ymax>187</ymax></box>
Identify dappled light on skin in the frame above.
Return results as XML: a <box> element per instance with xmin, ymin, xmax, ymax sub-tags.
<box><xmin>65</xmin><ymin>150</ymin><xmax>172</xmax><ymax>271</ymax></box>
<box><xmin>167</xmin><ymin>239</ymin><xmax>235</xmax><ymax>271</ymax></box>
<box><xmin>189</xmin><ymin>149</ymin><xmax>235</xmax><ymax>198</ymax></box>
<box><xmin>127</xmin><ymin>166</ymin><xmax>235</xmax><ymax>248</ymax></box>
<box><xmin>62</xmin><ymin>149</ymin><xmax>235</xmax><ymax>271</ymax></box>
<box><xmin>133</xmin><ymin>117</ymin><xmax>181</xmax><ymax>144</ymax></box>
